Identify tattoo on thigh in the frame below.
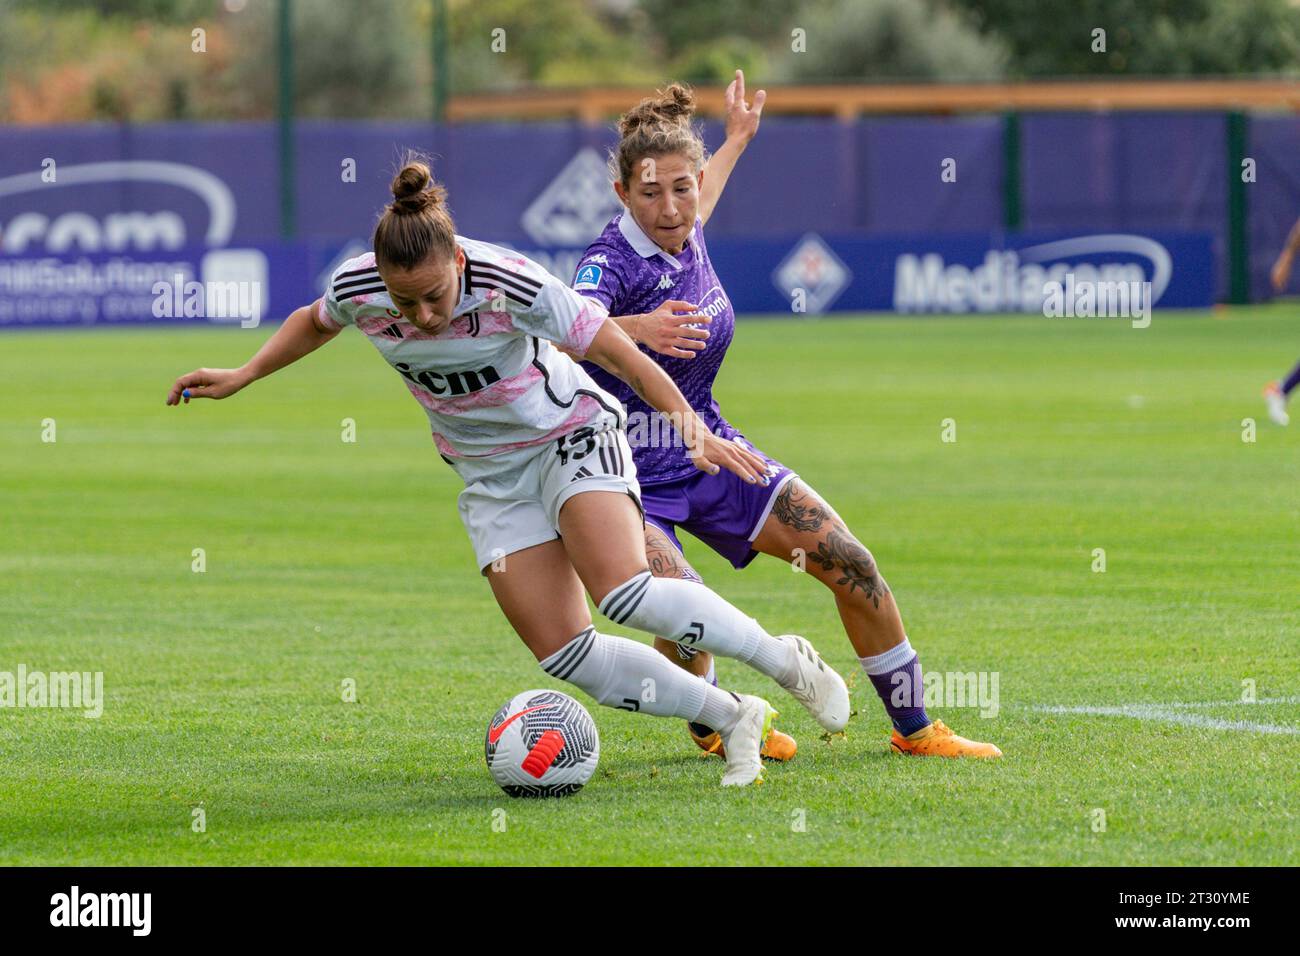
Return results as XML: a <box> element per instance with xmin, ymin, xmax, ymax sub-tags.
<box><xmin>772</xmin><ymin>482</ymin><xmax>833</xmax><ymax>533</ymax></box>
<box><xmin>808</xmin><ymin>529</ymin><xmax>890</xmax><ymax>608</ymax></box>
<box><xmin>645</xmin><ymin>530</ymin><xmax>702</xmax><ymax>583</ymax></box>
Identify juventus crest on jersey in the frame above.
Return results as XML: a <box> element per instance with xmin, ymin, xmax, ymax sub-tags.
<box><xmin>317</xmin><ymin>237</ymin><xmax>624</xmax><ymax>468</ymax></box>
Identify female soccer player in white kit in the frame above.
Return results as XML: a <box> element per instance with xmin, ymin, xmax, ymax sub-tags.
<box><xmin>165</xmin><ymin>159</ymin><xmax>849</xmax><ymax>787</ymax></box>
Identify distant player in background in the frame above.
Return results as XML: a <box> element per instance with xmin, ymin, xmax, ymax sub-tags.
<box><xmin>571</xmin><ymin>72</ymin><xmax>1001</xmax><ymax>759</ymax></box>
<box><xmin>1264</xmin><ymin>214</ymin><xmax>1300</xmax><ymax>426</ymax></box>
<box><xmin>166</xmin><ymin>157</ymin><xmax>854</xmax><ymax>788</ymax></box>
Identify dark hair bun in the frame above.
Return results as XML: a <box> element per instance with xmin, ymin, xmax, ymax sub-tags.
<box><xmin>390</xmin><ymin>161</ymin><xmax>445</xmax><ymax>215</ymax></box>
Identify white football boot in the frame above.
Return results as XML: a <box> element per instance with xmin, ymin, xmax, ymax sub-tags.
<box><xmin>719</xmin><ymin>694</ymin><xmax>776</xmax><ymax>787</ymax></box>
<box><xmin>1265</xmin><ymin>383</ymin><xmax>1290</xmax><ymax>426</ymax></box>
<box><xmin>776</xmin><ymin>635</ymin><xmax>851</xmax><ymax>732</ymax></box>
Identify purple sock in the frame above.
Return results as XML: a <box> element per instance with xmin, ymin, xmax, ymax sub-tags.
<box><xmin>861</xmin><ymin>639</ymin><xmax>932</xmax><ymax>737</ymax></box>
<box><xmin>1281</xmin><ymin>358</ymin><xmax>1300</xmax><ymax>396</ymax></box>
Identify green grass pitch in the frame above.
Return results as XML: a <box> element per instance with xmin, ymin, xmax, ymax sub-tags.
<box><xmin>1</xmin><ymin>306</ymin><xmax>1296</xmax><ymax>866</ymax></box>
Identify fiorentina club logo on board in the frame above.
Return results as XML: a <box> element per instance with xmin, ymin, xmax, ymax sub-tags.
<box><xmin>520</xmin><ymin>149</ymin><xmax>622</xmax><ymax>245</ymax></box>
<box><xmin>772</xmin><ymin>233</ymin><xmax>851</xmax><ymax>314</ymax></box>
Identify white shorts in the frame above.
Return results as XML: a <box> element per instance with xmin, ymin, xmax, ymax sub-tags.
<box><xmin>456</xmin><ymin>421</ymin><xmax>642</xmax><ymax>571</ymax></box>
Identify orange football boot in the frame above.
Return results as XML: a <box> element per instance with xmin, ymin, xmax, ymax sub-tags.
<box><xmin>890</xmin><ymin>719</ymin><xmax>1002</xmax><ymax>758</ymax></box>
<box><xmin>690</xmin><ymin>724</ymin><xmax>797</xmax><ymax>761</ymax></box>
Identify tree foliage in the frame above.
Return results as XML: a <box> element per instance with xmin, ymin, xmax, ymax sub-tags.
<box><xmin>952</xmin><ymin>0</ymin><xmax>1300</xmax><ymax>77</ymax></box>
<box><xmin>2</xmin><ymin>0</ymin><xmax>1297</xmax><ymax>122</ymax></box>
<box><xmin>776</xmin><ymin>0</ymin><xmax>1007</xmax><ymax>82</ymax></box>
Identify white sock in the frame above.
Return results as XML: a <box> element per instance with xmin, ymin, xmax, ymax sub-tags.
<box><xmin>598</xmin><ymin>571</ymin><xmax>798</xmax><ymax>685</ymax></box>
<box><xmin>540</xmin><ymin>626</ymin><xmax>742</xmax><ymax>731</ymax></box>
<box><xmin>696</xmin><ymin>683</ymin><xmax>742</xmax><ymax>733</ymax></box>
<box><xmin>858</xmin><ymin>637</ymin><xmax>915</xmax><ymax>675</ymax></box>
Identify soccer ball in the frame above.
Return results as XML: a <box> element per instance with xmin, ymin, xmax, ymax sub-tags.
<box><xmin>484</xmin><ymin>689</ymin><xmax>600</xmax><ymax>798</ymax></box>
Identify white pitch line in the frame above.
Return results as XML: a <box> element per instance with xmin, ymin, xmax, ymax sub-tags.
<box><xmin>1034</xmin><ymin>700</ymin><xmax>1300</xmax><ymax>736</ymax></box>
<box><xmin>1134</xmin><ymin>696</ymin><xmax>1300</xmax><ymax>710</ymax></box>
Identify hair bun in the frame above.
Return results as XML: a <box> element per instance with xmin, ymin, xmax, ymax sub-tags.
<box><xmin>390</xmin><ymin>161</ymin><xmax>444</xmax><ymax>215</ymax></box>
<box><xmin>658</xmin><ymin>83</ymin><xmax>695</xmax><ymax>120</ymax></box>
<box><xmin>618</xmin><ymin>83</ymin><xmax>696</xmax><ymax>137</ymax></box>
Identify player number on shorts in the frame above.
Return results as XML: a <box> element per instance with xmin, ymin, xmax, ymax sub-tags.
<box><xmin>555</xmin><ymin>426</ymin><xmax>597</xmax><ymax>466</ymax></box>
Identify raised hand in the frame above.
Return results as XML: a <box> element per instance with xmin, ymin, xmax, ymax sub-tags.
<box><xmin>723</xmin><ymin>69</ymin><xmax>766</xmax><ymax>146</ymax></box>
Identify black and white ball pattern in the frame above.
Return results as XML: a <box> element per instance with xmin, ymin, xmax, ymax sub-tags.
<box><xmin>485</xmin><ymin>690</ymin><xmax>600</xmax><ymax>798</ymax></box>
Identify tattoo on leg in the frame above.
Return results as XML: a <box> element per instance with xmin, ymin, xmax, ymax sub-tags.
<box><xmin>808</xmin><ymin>529</ymin><xmax>890</xmax><ymax>608</ymax></box>
<box><xmin>772</xmin><ymin>482</ymin><xmax>833</xmax><ymax>533</ymax></box>
<box><xmin>645</xmin><ymin>530</ymin><xmax>702</xmax><ymax>583</ymax></box>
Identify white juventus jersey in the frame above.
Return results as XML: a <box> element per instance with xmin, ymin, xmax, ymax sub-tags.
<box><xmin>317</xmin><ymin>237</ymin><xmax>623</xmax><ymax>468</ymax></box>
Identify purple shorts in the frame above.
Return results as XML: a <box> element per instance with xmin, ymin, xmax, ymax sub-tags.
<box><xmin>640</xmin><ymin>435</ymin><xmax>796</xmax><ymax>570</ymax></box>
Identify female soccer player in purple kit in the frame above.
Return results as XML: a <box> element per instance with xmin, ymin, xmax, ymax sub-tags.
<box><xmin>572</xmin><ymin>72</ymin><xmax>1001</xmax><ymax>760</ymax></box>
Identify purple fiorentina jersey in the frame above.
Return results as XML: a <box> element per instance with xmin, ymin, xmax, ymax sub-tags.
<box><xmin>574</xmin><ymin>213</ymin><xmax>738</xmax><ymax>484</ymax></box>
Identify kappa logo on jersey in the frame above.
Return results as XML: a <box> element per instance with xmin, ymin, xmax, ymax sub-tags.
<box><xmin>393</xmin><ymin>361</ymin><xmax>502</xmax><ymax>397</ymax></box>
<box><xmin>574</xmin><ymin>264</ymin><xmax>603</xmax><ymax>291</ymax></box>
<box><xmin>656</xmin><ymin>274</ymin><xmax>674</xmax><ymax>291</ymax></box>
<box><xmin>582</xmin><ymin>254</ymin><xmax>609</xmax><ymax>266</ymax></box>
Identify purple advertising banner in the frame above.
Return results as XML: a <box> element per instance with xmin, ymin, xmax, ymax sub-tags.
<box><xmin>0</xmin><ymin>229</ymin><xmax>1213</xmax><ymax>329</ymax></box>
<box><xmin>1019</xmin><ymin>113</ymin><xmax>1229</xmax><ymax>299</ymax></box>
<box><xmin>0</xmin><ymin>244</ymin><xmax>311</xmax><ymax>329</ymax></box>
<box><xmin>0</xmin><ymin>114</ymin><xmax>1281</xmax><ymax>329</ymax></box>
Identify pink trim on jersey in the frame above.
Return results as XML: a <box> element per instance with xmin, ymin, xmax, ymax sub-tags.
<box><xmin>565</xmin><ymin>299</ymin><xmax>608</xmax><ymax>356</ymax></box>
<box><xmin>432</xmin><ymin>432</ymin><xmax>458</xmax><ymax>457</ymax></box>
<box><xmin>356</xmin><ymin>312</ymin><xmax>404</xmax><ymax>335</ymax></box>
<box><xmin>402</xmin><ymin>364</ymin><xmax>544</xmax><ymax>416</ymax></box>
<box><xmin>354</xmin><ymin>311</ymin><xmax>517</xmax><ymax>341</ymax></box>
<box><xmin>396</xmin><ymin>325</ymin><xmax>445</xmax><ymax>341</ymax></box>
<box><xmin>355</xmin><ymin>312</ymin><xmax>441</xmax><ymax>342</ymax></box>
<box><xmin>316</xmin><ymin>298</ymin><xmax>342</xmax><ymax>331</ymax></box>
<box><xmin>480</xmin><ymin>395</ymin><xmax>605</xmax><ymax>456</ymax></box>
<box><xmin>430</xmin><ymin>394</ymin><xmax>606</xmax><ymax>460</ymax></box>
<box><xmin>444</xmin><ymin>310</ymin><xmax>516</xmax><ymax>339</ymax></box>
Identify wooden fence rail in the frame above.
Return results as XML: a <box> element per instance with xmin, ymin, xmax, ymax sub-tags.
<box><xmin>446</xmin><ymin>80</ymin><xmax>1300</xmax><ymax>123</ymax></box>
